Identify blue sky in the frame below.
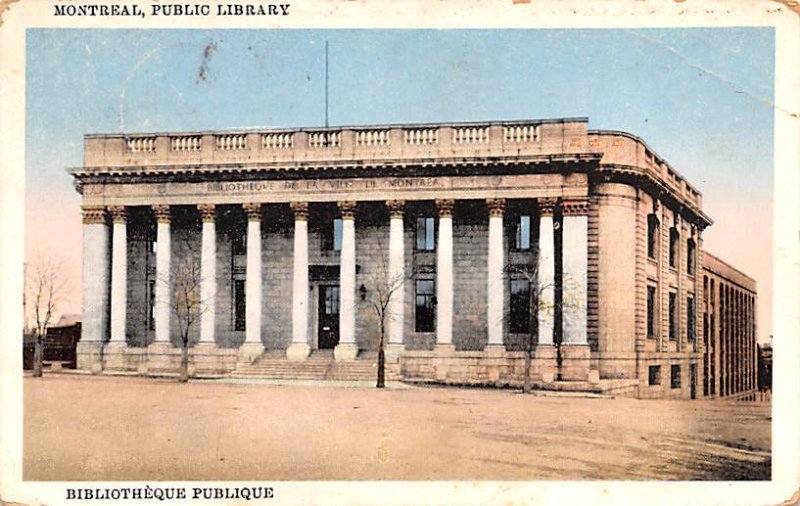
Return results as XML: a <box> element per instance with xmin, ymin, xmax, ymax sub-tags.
<box><xmin>25</xmin><ymin>28</ymin><xmax>774</xmax><ymax>335</ymax></box>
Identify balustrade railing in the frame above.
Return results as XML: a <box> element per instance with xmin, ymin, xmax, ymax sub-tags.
<box><xmin>170</xmin><ymin>135</ymin><xmax>202</xmax><ymax>152</ymax></box>
<box><xmin>262</xmin><ymin>132</ymin><xmax>294</xmax><ymax>150</ymax></box>
<box><xmin>215</xmin><ymin>133</ymin><xmax>247</xmax><ymax>151</ymax></box>
<box><xmin>308</xmin><ymin>131</ymin><xmax>341</xmax><ymax>148</ymax></box>
<box><xmin>453</xmin><ymin>126</ymin><xmax>489</xmax><ymax>144</ymax></box>
<box><xmin>503</xmin><ymin>124</ymin><xmax>538</xmax><ymax>143</ymax></box>
<box><xmin>355</xmin><ymin>129</ymin><xmax>390</xmax><ymax>146</ymax></box>
<box><xmin>125</xmin><ymin>136</ymin><xmax>157</xmax><ymax>153</ymax></box>
<box><xmin>404</xmin><ymin>128</ymin><xmax>438</xmax><ymax>145</ymax></box>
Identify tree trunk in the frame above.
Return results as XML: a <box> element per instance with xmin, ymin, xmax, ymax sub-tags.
<box><xmin>32</xmin><ymin>332</ymin><xmax>44</xmax><ymax>378</ymax></box>
<box><xmin>179</xmin><ymin>338</ymin><xmax>189</xmax><ymax>383</ymax></box>
<box><xmin>523</xmin><ymin>332</ymin><xmax>532</xmax><ymax>394</ymax></box>
<box><xmin>376</xmin><ymin>334</ymin><xmax>385</xmax><ymax>388</ymax></box>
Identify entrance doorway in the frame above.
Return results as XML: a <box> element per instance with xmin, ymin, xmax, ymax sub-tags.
<box><xmin>690</xmin><ymin>363</ymin><xmax>697</xmax><ymax>399</ymax></box>
<box><xmin>318</xmin><ymin>285</ymin><xmax>340</xmax><ymax>349</ymax></box>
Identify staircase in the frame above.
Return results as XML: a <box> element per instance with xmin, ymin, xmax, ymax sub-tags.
<box><xmin>231</xmin><ymin>350</ymin><xmax>401</xmax><ymax>382</ymax></box>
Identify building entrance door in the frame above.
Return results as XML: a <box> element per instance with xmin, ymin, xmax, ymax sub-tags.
<box><xmin>690</xmin><ymin>363</ymin><xmax>697</xmax><ymax>399</ymax></box>
<box><xmin>318</xmin><ymin>285</ymin><xmax>340</xmax><ymax>349</ymax></box>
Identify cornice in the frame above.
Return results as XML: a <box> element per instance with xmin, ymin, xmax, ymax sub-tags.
<box><xmin>592</xmin><ymin>163</ymin><xmax>712</xmax><ymax>228</ymax></box>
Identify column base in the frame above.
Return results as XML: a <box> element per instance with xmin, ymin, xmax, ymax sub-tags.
<box><xmin>104</xmin><ymin>341</ymin><xmax>128</xmax><ymax>371</ymax></box>
<box><xmin>483</xmin><ymin>343</ymin><xmax>507</xmax><ymax>356</ymax></box>
<box><xmin>76</xmin><ymin>341</ymin><xmax>104</xmax><ymax>373</ymax></box>
<box><xmin>535</xmin><ymin>344</ymin><xmax>557</xmax><ymax>383</ymax></box>
<box><xmin>147</xmin><ymin>341</ymin><xmax>177</xmax><ymax>373</ymax></box>
<box><xmin>192</xmin><ymin>343</ymin><xmax>223</xmax><ymax>375</ymax></box>
<box><xmin>239</xmin><ymin>342</ymin><xmax>264</xmax><ymax>363</ymax></box>
<box><xmin>286</xmin><ymin>343</ymin><xmax>311</xmax><ymax>361</ymax></box>
<box><xmin>334</xmin><ymin>343</ymin><xmax>359</xmax><ymax>361</ymax></box>
<box><xmin>384</xmin><ymin>343</ymin><xmax>405</xmax><ymax>362</ymax></box>
<box><xmin>559</xmin><ymin>344</ymin><xmax>591</xmax><ymax>381</ymax></box>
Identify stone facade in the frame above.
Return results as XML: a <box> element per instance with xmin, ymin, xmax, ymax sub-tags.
<box><xmin>70</xmin><ymin>118</ymin><xmax>757</xmax><ymax>398</ymax></box>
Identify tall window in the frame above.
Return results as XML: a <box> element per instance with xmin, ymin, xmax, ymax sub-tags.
<box><xmin>647</xmin><ymin>285</ymin><xmax>657</xmax><ymax>338</ymax></box>
<box><xmin>686</xmin><ymin>239</ymin><xmax>696</xmax><ymax>275</ymax></box>
<box><xmin>669</xmin><ymin>227</ymin><xmax>679</xmax><ymax>268</ymax></box>
<box><xmin>687</xmin><ymin>296</ymin><xmax>695</xmax><ymax>341</ymax></box>
<box><xmin>648</xmin><ymin>365</ymin><xmax>661</xmax><ymax>386</ymax></box>
<box><xmin>321</xmin><ymin>218</ymin><xmax>343</xmax><ymax>251</ymax></box>
<box><xmin>647</xmin><ymin>214</ymin><xmax>660</xmax><ymax>259</ymax></box>
<box><xmin>233</xmin><ymin>279</ymin><xmax>246</xmax><ymax>331</ymax></box>
<box><xmin>670</xmin><ymin>364</ymin><xmax>681</xmax><ymax>389</ymax></box>
<box><xmin>515</xmin><ymin>215</ymin><xmax>531</xmax><ymax>250</ymax></box>
<box><xmin>668</xmin><ymin>292</ymin><xmax>677</xmax><ymax>341</ymax></box>
<box><xmin>416</xmin><ymin>217</ymin><xmax>435</xmax><ymax>251</ymax></box>
<box><xmin>509</xmin><ymin>279</ymin><xmax>531</xmax><ymax>333</ymax></box>
<box><xmin>415</xmin><ymin>279</ymin><xmax>435</xmax><ymax>332</ymax></box>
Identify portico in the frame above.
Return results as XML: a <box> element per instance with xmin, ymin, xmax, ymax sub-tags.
<box><xmin>71</xmin><ymin>117</ymin><xmax>732</xmax><ymax>398</ymax></box>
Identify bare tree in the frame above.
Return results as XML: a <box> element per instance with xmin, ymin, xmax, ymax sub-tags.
<box><xmin>504</xmin><ymin>262</ymin><xmax>553</xmax><ymax>394</ymax></box>
<box><xmin>362</xmin><ymin>260</ymin><xmax>409</xmax><ymax>388</ymax></box>
<box><xmin>26</xmin><ymin>251</ymin><xmax>71</xmax><ymax>377</ymax></box>
<box><xmin>504</xmin><ymin>262</ymin><xmax>583</xmax><ymax>393</ymax></box>
<box><xmin>159</xmin><ymin>241</ymin><xmax>212</xmax><ymax>383</ymax></box>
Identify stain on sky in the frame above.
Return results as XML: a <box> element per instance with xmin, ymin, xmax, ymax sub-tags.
<box><xmin>197</xmin><ymin>40</ymin><xmax>219</xmax><ymax>84</ymax></box>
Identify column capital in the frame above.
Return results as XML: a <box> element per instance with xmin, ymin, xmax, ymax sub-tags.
<box><xmin>486</xmin><ymin>198</ymin><xmax>507</xmax><ymax>217</ymax></box>
<box><xmin>538</xmin><ymin>198</ymin><xmax>557</xmax><ymax>217</ymax></box>
<box><xmin>152</xmin><ymin>205</ymin><xmax>171</xmax><ymax>223</ymax></box>
<box><xmin>198</xmin><ymin>203</ymin><xmax>216</xmax><ymax>222</ymax></box>
<box><xmin>81</xmin><ymin>206</ymin><xmax>106</xmax><ymax>225</ymax></box>
<box><xmin>386</xmin><ymin>200</ymin><xmax>405</xmax><ymax>218</ymax></box>
<box><xmin>108</xmin><ymin>206</ymin><xmax>127</xmax><ymax>223</ymax></box>
<box><xmin>337</xmin><ymin>201</ymin><xmax>357</xmax><ymax>220</ymax></box>
<box><xmin>290</xmin><ymin>201</ymin><xmax>309</xmax><ymax>220</ymax></box>
<box><xmin>562</xmin><ymin>197</ymin><xmax>590</xmax><ymax>216</ymax></box>
<box><xmin>435</xmin><ymin>199</ymin><xmax>455</xmax><ymax>218</ymax></box>
<box><xmin>243</xmin><ymin>202</ymin><xmax>262</xmax><ymax>221</ymax></box>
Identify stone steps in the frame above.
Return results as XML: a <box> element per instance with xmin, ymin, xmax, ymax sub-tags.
<box><xmin>231</xmin><ymin>351</ymin><xmax>401</xmax><ymax>382</ymax></box>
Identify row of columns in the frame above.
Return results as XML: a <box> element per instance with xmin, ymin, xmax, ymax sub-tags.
<box><xmin>82</xmin><ymin>197</ymin><xmax>589</xmax><ymax>358</ymax></box>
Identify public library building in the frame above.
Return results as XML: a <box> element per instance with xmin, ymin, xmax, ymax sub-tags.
<box><xmin>71</xmin><ymin>118</ymin><xmax>758</xmax><ymax>399</ymax></box>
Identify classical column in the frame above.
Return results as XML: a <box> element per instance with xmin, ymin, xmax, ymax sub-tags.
<box><xmin>78</xmin><ymin>206</ymin><xmax>109</xmax><ymax>372</ymax></box>
<box><xmin>109</xmin><ymin>206</ymin><xmax>128</xmax><ymax>345</ymax></box>
<box><xmin>537</xmin><ymin>198</ymin><xmax>556</xmax><ymax>346</ymax></box>
<box><xmin>562</xmin><ymin>198</ymin><xmax>589</xmax><ymax>345</ymax></box>
<box><xmin>335</xmin><ymin>201</ymin><xmax>358</xmax><ymax>361</ymax></box>
<box><xmin>435</xmin><ymin>199</ymin><xmax>454</xmax><ymax>351</ymax></box>
<box><xmin>386</xmin><ymin>200</ymin><xmax>406</xmax><ymax>356</ymax></box>
<box><xmin>198</xmin><ymin>204</ymin><xmax>216</xmax><ymax>345</ymax></box>
<box><xmin>241</xmin><ymin>203</ymin><xmax>263</xmax><ymax>359</ymax></box>
<box><xmin>287</xmin><ymin>202</ymin><xmax>311</xmax><ymax>360</ymax></box>
<box><xmin>152</xmin><ymin>205</ymin><xmax>171</xmax><ymax>345</ymax></box>
<box><xmin>486</xmin><ymin>198</ymin><xmax>506</xmax><ymax>352</ymax></box>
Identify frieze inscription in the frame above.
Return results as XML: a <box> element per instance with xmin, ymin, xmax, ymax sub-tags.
<box><xmin>206</xmin><ymin>177</ymin><xmax>443</xmax><ymax>194</ymax></box>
